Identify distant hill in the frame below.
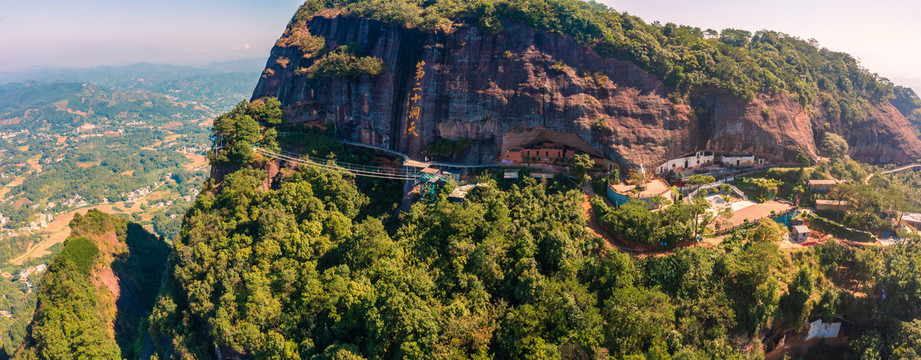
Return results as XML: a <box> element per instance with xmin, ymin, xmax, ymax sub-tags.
<box><xmin>0</xmin><ymin>59</ymin><xmax>265</xmax><ymax>113</ymax></box>
<box><xmin>0</xmin><ymin>59</ymin><xmax>266</xmax><ymax>85</ymax></box>
<box><xmin>0</xmin><ymin>82</ymin><xmax>212</xmax><ymax>131</ymax></box>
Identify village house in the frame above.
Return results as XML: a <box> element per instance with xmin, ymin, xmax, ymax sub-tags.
<box><xmin>904</xmin><ymin>213</ymin><xmax>921</xmax><ymax>229</ymax></box>
<box><xmin>717</xmin><ymin>154</ymin><xmax>765</xmax><ymax>167</ymax></box>
<box><xmin>808</xmin><ymin>179</ymin><xmax>839</xmax><ymax>193</ymax></box>
<box><xmin>792</xmin><ymin>225</ymin><xmax>810</xmax><ymax>242</ymax></box>
<box><xmin>499</xmin><ymin>142</ymin><xmax>615</xmax><ymax>171</ymax></box>
<box><xmin>500</xmin><ymin>142</ymin><xmax>574</xmax><ymax>164</ymax></box>
<box><xmin>655</xmin><ymin>151</ymin><xmax>715</xmax><ymax>174</ymax></box>
<box><xmin>815</xmin><ymin>200</ymin><xmax>849</xmax><ymax>212</ymax></box>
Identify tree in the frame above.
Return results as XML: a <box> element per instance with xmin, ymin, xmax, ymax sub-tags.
<box><xmin>235</xmin><ymin>115</ymin><xmax>260</xmax><ymax>144</ymax></box>
<box><xmin>719</xmin><ymin>29</ymin><xmax>752</xmax><ymax>47</ymax></box>
<box><xmin>796</xmin><ymin>152</ymin><xmax>811</xmax><ymax>167</ymax></box>
<box><xmin>779</xmin><ymin>267</ymin><xmax>814</xmax><ymax>327</ymax></box>
<box><xmin>690</xmin><ymin>197</ymin><xmax>711</xmax><ymax>238</ymax></box>
<box><xmin>822</xmin><ymin>133</ymin><xmax>849</xmax><ymax>161</ymax></box>
<box><xmin>602</xmin><ymin>287</ymin><xmax>675</xmax><ymax>356</ymax></box>
<box><xmin>628</xmin><ymin>169</ymin><xmax>646</xmax><ymax>189</ymax></box>
<box><xmin>569</xmin><ymin>153</ymin><xmax>594</xmax><ymax>185</ymax></box>
<box><xmin>608</xmin><ymin>168</ymin><xmax>620</xmax><ymax>183</ymax></box>
<box><xmin>849</xmin><ymin>331</ymin><xmax>883</xmax><ymax>360</ymax></box>
<box><xmin>748</xmin><ymin>218</ymin><xmax>785</xmax><ymax>243</ymax></box>
<box><xmin>259</xmin><ymin>97</ymin><xmax>285</xmax><ymax>126</ymax></box>
<box><xmin>890</xmin><ymin>319</ymin><xmax>921</xmax><ymax>359</ymax></box>
<box><xmin>687</xmin><ymin>174</ymin><xmax>716</xmax><ymax>189</ymax></box>
<box><xmin>883</xmin><ymin>186</ymin><xmax>915</xmax><ymax>226</ymax></box>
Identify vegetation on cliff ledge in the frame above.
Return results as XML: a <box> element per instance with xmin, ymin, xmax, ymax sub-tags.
<box><xmin>288</xmin><ymin>0</ymin><xmax>894</xmax><ymax>124</ymax></box>
<box><xmin>305</xmin><ymin>43</ymin><xmax>387</xmax><ymax>79</ymax></box>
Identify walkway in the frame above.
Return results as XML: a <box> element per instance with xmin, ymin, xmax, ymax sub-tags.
<box><xmin>341</xmin><ymin>140</ymin><xmax>409</xmax><ymax>160</ymax></box>
<box><xmin>254</xmin><ymin>146</ymin><xmax>423</xmax><ymax>181</ymax></box>
<box><xmin>339</xmin><ymin>141</ymin><xmax>498</xmax><ymax>169</ymax></box>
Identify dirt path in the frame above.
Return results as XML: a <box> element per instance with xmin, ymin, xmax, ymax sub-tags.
<box><xmin>581</xmin><ymin>183</ymin><xmax>643</xmax><ymax>253</ymax></box>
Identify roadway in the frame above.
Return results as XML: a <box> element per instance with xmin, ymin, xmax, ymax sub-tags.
<box><xmin>864</xmin><ymin>163</ymin><xmax>921</xmax><ymax>184</ymax></box>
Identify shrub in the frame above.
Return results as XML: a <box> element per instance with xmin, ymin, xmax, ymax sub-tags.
<box><xmin>276</xmin><ymin>24</ymin><xmax>326</xmax><ymax>58</ymax></box>
<box><xmin>549</xmin><ymin>61</ymin><xmax>568</xmax><ymax>73</ymax></box>
<box><xmin>276</xmin><ymin>57</ymin><xmax>291</xmax><ymax>68</ymax></box>
<box><xmin>591</xmin><ymin>117</ymin><xmax>609</xmax><ymax>131</ymax></box>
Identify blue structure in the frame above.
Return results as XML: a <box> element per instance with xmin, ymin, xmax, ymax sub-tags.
<box><xmin>606</xmin><ymin>185</ymin><xmax>633</xmax><ymax>206</ymax></box>
<box><xmin>774</xmin><ymin>210</ymin><xmax>799</xmax><ymax>227</ymax></box>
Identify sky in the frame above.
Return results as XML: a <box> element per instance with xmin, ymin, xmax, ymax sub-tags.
<box><xmin>0</xmin><ymin>0</ymin><xmax>303</xmax><ymax>71</ymax></box>
<box><xmin>0</xmin><ymin>0</ymin><xmax>919</xmax><ymax>93</ymax></box>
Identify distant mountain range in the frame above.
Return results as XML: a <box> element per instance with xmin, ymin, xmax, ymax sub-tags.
<box><xmin>0</xmin><ymin>58</ymin><xmax>266</xmax><ymax>85</ymax></box>
<box><xmin>0</xmin><ymin>59</ymin><xmax>266</xmax><ymax>113</ymax></box>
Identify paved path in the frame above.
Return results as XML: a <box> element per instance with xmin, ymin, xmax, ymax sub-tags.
<box><xmin>340</xmin><ymin>141</ymin><xmax>498</xmax><ymax>169</ymax></box>
<box><xmin>865</xmin><ymin>163</ymin><xmax>921</xmax><ymax>184</ymax></box>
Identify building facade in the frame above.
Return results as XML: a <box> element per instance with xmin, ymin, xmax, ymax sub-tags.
<box><xmin>499</xmin><ymin>142</ymin><xmax>615</xmax><ymax>171</ymax></box>
<box><xmin>655</xmin><ymin>151</ymin><xmax>715</xmax><ymax>174</ymax></box>
<box><xmin>717</xmin><ymin>155</ymin><xmax>764</xmax><ymax>167</ymax></box>
<box><xmin>808</xmin><ymin>180</ymin><xmax>839</xmax><ymax>193</ymax></box>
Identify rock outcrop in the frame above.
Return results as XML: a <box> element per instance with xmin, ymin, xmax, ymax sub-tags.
<box><xmin>253</xmin><ymin>13</ymin><xmax>921</xmax><ymax>168</ymax></box>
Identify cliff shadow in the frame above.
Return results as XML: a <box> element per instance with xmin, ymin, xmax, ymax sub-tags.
<box><xmin>111</xmin><ymin>223</ymin><xmax>171</xmax><ymax>359</ymax></box>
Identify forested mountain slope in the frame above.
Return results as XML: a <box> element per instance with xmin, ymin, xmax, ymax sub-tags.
<box><xmin>15</xmin><ymin>210</ymin><xmax>169</xmax><ymax>359</ymax></box>
<box><xmin>252</xmin><ymin>0</ymin><xmax>921</xmax><ymax>168</ymax></box>
<box><xmin>144</xmin><ymin>114</ymin><xmax>921</xmax><ymax>359</ymax></box>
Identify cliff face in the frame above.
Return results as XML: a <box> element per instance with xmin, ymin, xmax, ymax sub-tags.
<box><xmin>253</xmin><ymin>14</ymin><xmax>921</xmax><ymax>168</ymax></box>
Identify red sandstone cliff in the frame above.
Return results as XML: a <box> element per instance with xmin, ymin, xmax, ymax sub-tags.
<box><xmin>252</xmin><ymin>14</ymin><xmax>921</xmax><ymax>168</ymax></box>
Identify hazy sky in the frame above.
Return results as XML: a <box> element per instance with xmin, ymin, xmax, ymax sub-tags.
<box><xmin>0</xmin><ymin>0</ymin><xmax>303</xmax><ymax>71</ymax></box>
<box><xmin>1</xmin><ymin>0</ymin><xmax>919</xmax><ymax>91</ymax></box>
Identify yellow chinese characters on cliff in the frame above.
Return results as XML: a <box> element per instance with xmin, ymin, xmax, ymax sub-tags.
<box><xmin>405</xmin><ymin>60</ymin><xmax>425</xmax><ymax>137</ymax></box>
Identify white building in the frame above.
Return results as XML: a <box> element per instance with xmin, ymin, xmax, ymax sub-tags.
<box><xmin>656</xmin><ymin>151</ymin><xmax>715</xmax><ymax>174</ymax></box>
<box><xmin>718</xmin><ymin>155</ymin><xmax>764</xmax><ymax>167</ymax></box>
